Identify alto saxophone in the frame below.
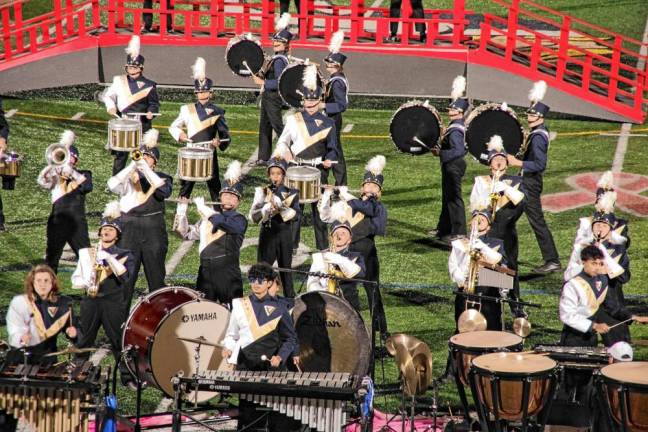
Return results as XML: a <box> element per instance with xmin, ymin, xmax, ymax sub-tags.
<box><xmin>87</xmin><ymin>243</ymin><xmax>107</xmax><ymax>298</ymax></box>
<box><xmin>465</xmin><ymin>218</ymin><xmax>481</xmax><ymax>295</ymax></box>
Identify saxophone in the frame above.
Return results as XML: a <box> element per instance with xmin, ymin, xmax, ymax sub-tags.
<box><xmin>465</xmin><ymin>218</ymin><xmax>481</xmax><ymax>295</ymax></box>
<box><xmin>489</xmin><ymin>169</ymin><xmax>503</xmax><ymax>223</ymax></box>
<box><xmin>87</xmin><ymin>242</ymin><xmax>107</xmax><ymax>298</ymax></box>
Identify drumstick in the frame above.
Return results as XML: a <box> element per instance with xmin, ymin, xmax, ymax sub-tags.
<box><xmin>126</xmin><ymin>112</ymin><xmax>162</xmax><ymax>117</ymax></box>
<box><xmin>242</xmin><ymin>60</ymin><xmax>256</xmax><ymax>76</ymax></box>
<box><xmin>607</xmin><ymin>318</ymin><xmax>634</xmax><ymax>329</ymax></box>
<box><xmin>412</xmin><ymin>136</ymin><xmax>433</xmax><ymax>150</ymax></box>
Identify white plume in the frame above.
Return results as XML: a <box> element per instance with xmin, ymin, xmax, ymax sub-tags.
<box><xmin>470</xmin><ymin>191</ymin><xmax>491</xmax><ymax>213</ymax></box>
<box><xmin>125</xmin><ymin>35</ymin><xmax>140</xmax><ymax>58</ymax></box>
<box><xmin>597</xmin><ymin>171</ymin><xmax>614</xmax><ymax>191</ymax></box>
<box><xmin>192</xmin><ymin>57</ymin><xmax>206</xmax><ymax>81</ymax></box>
<box><xmin>609</xmin><ymin>230</ymin><xmax>627</xmax><ymax>245</ymax></box>
<box><xmin>103</xmin><ymin>200</ymin><xmax>122</xmax><ymax>220</ymax></box>
<box><xmin>487</xmin><ymin>135</ymin><xmax>504</xmax><ymax>153</ymax></box>
<box><xmin>59</xmin><ymin>130</ymin><xmax>75</xmax><ymax>148</ymax></box>
<box><xmin>275</xmin><ymin>13</ymin><xmax>291</xmax><ymax>31</ymax></box>
<box><xmin>501</xmin><ymin>102</ymin><xmax>508</xmax><ymax>111</ymax></box>
<box><xmin>224</xmin><ymin>160</ymin><xmax>242</xmax><ymax>185</ymax></box>
<box><xmin>596</xmin><ymin>191</ymin><xmax>617</xmax><ymax>214</ymax></box>
<box><xmin>528</xmin><ymin>80</ymin><xmax>547</xmax><ymax>103</ymax></box>
<box><xmin>329</xmin><ymin>30</ymin><xmax>345</xmax><ymax>54</ymax></box>
<box><xmin>365</xmin><ymin>155</ymin><xmax>386</xmax><ymax>176</ymax></box>
<box><xmin>450</xmin><ymin>75</ymin><xmax>466</xmax><ymax>100</ymax></box>
<box><xmin>330</xmin><ymin>200</ymin><xmax>348</xmax><ymax>223</ymax></box>
<box><xmin>142</xmin><ymin>128</ymin><xmax>159</xmax><ymax>148</ymax></box>
<box><xmin>303</xmin><ymin>64</ymin><xmax>318</xmax><ymax>92</ymax></box>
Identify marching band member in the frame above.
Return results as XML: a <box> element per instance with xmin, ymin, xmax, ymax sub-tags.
<box><xmin>593</xmin><ymin>171</ymin><xmax>630</xmax><ymax>247</ymax></box>
<box><xmin>72</xmin><ymin>202</ymin><xmax>135</xmax><ymax>385</ymax></box>
<box><xmin>506</xmin><ymin>81</ymin><xmax>561</xmax><ymax>274</ymax></box>
<box><xmin>221</xmin><ymin>263</ymin><xmax>300</xmax><ymax>432</ymax></box>
<box><xmin>559</xmin><ymin>244</ymin><xmax>648</xmax><ymax>348</ymax></box>
<box><xmin>169</xmin><ymin>57</ymin><xmax>231</xmax><ymax>202</ymax></box>
<box><xmin>276</xmin><ymin>64</ymin><xmax>339</xmax><ymax>251</ymax></box>
<box><xmin>307</xmin><ymin>201</ymin><xmax>366</xmax><ymax>312</ymax></box>
<box><xmin>385</xmin><ymin>0</ymin><xmax>426</xmax><ymax>43</ymax></box>
<box><xmin>430</xmin><ymin>76</ymin><xmax>468</xmax><ymax>242</ymax></box>
<box><xmin>249</xmin><ymin>147</ymin><xmax>300</xmax><ymax>297</ymax></box>
<box><xmin>0</xmin><ymin>97</ymin><xmax>10</xmax><ymax>232</ymax></box>
<box><xmin>321</xmin><ymin>30</ymin><xmax>349</xmax><ymax>186</ymax></box>
<box><xmin>37</xmin><ymin>130</ymin><xmax>92</xmax><ymax>273</ymax></box>
<box><xmin>320</xmin><ymin>155</ymin><xmax>388</xmax><ymax>339</ymax></box>
<box><xmin>470</xmin><ymin>135</ymin><xmax>526</xmax><ymax>318</ymax></box>
<box><xmin>174</xmin><ymin>160</ymin><xmax>247</xmax><ymax>305</ymax></box>
<box><xmin>107</xmin><ymin>129</ymin><xmax>172</xmax><ymax>307</ymax></box>
<box><xmin>6</xmin><ymin>264</ymin><xmax>78</xmax><ymax>363</ymax></box>
<box><xmin>103</xmin><ymin>35</ymin><xmax>160</xmax><ymax>175</ymax></box>
<box><xmin>448</xmin><ymin>193</ymin><xmax>509</xmax><ymax>331</ymax></box>
<box><xmin>251</xmin><ymin>13</ymin><xmax>293</xmax><ymax>167</ymax></box>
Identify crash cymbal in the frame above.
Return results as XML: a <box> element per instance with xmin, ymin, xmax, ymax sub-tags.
<box><xmin>457</xmin><ymin>309</ymin><xmax>487</xmax><ymax>333</ymax></box>
<box><xmin>177</xmin><ymin>336</ymin><xmax>222</xmax><ymax>348</ymax></box>
<box><xmin>44</xmin><ymin>346</ymin><xmax>97</xmax><ymax>357</ymax></box>
<box><xmin>513</xmin><ymin>317</ymin><xmax>532</xmax><ymax>338</ymax></box>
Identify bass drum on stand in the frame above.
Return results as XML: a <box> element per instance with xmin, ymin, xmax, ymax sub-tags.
<box><xmin>389</xmin><ymin>101</ymin><xmax>442</xmax><ymax>155</ymax></box>
<box><xmin>465</xmin><ymin>103</ymin><xmax>525</xmax><ymax>164</ymax></box>
<box><xmin>122</xmin><ymin>286</ymin><xmax>231</xmax><ymax>402</ymax></box>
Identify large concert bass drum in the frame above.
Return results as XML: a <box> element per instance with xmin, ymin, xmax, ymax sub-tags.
<box><xmin>465</xmin><ymin>103</ymin><xmax>526</xmax><ymax>164</ymax></box>
<box><xmin>225</xmin><ymin>34</ymin><xmax>267</xmax><ymax>77</ymax></box>
<box><xmin>389</xmin><ymin>100</ymin><xmax>443</xmax><ymax>155</ymax></box>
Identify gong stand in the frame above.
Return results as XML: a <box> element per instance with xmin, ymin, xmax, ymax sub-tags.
<box><xmin>111</xmin><ymin>346</ymin><xmax>146</xmax><ymax>432</ymax></box>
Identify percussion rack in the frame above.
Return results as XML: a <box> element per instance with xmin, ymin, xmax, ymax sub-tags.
<box><xmin>453</xmin><ymin>290</ymin><xmax>542</xmax><ymax>309</ymax></box>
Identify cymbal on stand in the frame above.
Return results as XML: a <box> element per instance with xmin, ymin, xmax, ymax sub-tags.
<box><xmin>457</xmin><ymin>309</ymin><xmax>487</xmax><ymax>333</ymax></box>
<box><xmin>177</xmin><ymin>336</ymin><xmax>223</xmax><ymax>348</ymax></box>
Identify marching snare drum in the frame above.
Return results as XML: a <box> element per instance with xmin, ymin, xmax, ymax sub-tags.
<box><xmin>389</xmin><ymin>101</ymin><xmax>443</xmax><ymax>155</ymax></box>
<box><xmin>286</xmin><ymin>165</ymin><xmax>321</xmax><ymax>203</ymax></box>
<box><xmin>449</xmin><ymin>330</ymin><xmax>523</xmax><ymax>386</ymax></box>
<box><xmin>225</xmin><ymin>35</ymin><xmax>266</xmax><ymax>77</ymax></box>
<box><xmin>122</xmin><ymin>286</ymin><xmax>230</xmax><ymax>402</ymax></box>
<box><xmin>465</xmin><ymin>103</ymin><xmax>525</xmax><ymax>164</ymax></box>
<box><xmin>278</xmin><ymin>62</ymin><xmax>324</xmax><ymax>109</ymax></box>
<box><xmin>0</xmin><ymin>151</ymin><xmax>23</xmax><ymax>190</ymax></box>
<box><xmin>470</xmin><ymin>352</ymin><xmax>558</xmax><ymax>423</ymax></box>
<box><xmin>107</xmin><ymin>118</ymin><xmax>142</xmax><ymax>152</ymax></box>
<box><xmin>598</xmin><ymin>362</ymin><xmax>648</xmax><ymax>432</ymax></box>
<box><xmin>292</xmin><ymin>291</ymin><xmax>371</xmax><ymax>378</ymax></box>
<box><xmin>177</xmin><ymin>146</ymin><xmax>213</xmax><ymax>182</ymax></box>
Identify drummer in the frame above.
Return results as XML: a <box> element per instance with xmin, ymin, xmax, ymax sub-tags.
<box><xmin>276</xmin><ymin>64</ymin><xmax>339</xmax><ymax>251</ymax></box>
<box><xmin>248</xmin><ymin>146</ymin><xmax>300</xmax><ymax>297</ymax></box>
<box><xmin>320</xmin><ymin>30</ymin><xmax>349</xmax><ymax>186</ymax></box>
<box><xmin>37</xmin><ymin>130</ymin><xmax>92</xmax><ymax>274</ymax></box>
<box><xmin>0</xmin><ymin>96</ymin><xmax>10</xmax><ymax>232</ymax></box>
<box><xmin>173</xmin><ymin>161</ymin><xmax>247</xmax><ymax>306</ymax></box>
<box><xmin>103</xmin><ymin>35</ymin><xmax>160</xmax><ymax>175</ymax></box>
<box><xmin>429</xmin><ymin>76</ymin><xmax>468</xmax><ymax>243</ymax></box>
<box><xmin>250</xmin><ymin>13</ymin><xmax>293</xmax><ymax>167</ymax></box>
<box><xmin>169</xmin><ymin>57</ymin><xmax>231</xmax><ymax>204</ymax></box>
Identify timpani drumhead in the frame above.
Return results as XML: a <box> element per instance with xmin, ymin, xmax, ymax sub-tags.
<box><xmin>472</xmin><ymin>352</ymin><xmax>557</xmax><ymax>374</ymax></box>
<box><xmin>226</xmin><ymin>37</ymin><xmax>265</xmax><ymax>77</ymax></box>
<box><xmin>601</xmin><ymin>362</ymin><xmax>648</xmax><ymax>386</ymax></box>
<box><xmin>450</xmin><ymin>331</ymin><xmax>523</xmax><ymax>349</ymax></box>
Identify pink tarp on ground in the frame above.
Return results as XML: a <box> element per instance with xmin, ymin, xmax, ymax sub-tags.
<box><xmin>345</xmin><ymin>410</ymin><xmax>446</xmax><ymax>432</ymax></box>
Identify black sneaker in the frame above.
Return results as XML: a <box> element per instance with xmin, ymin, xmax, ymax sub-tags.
<box><xmin>420</xmin><ymin>33</ymin><xmax>427</xmax><ymax>43</ymax></box>
<box><xmin>248</xmin><ymin>159</ymin><xmax>267</xmax><ymax>167</ymax></box>
<box><xmin>383</xmin><ymin>35</ymin><xmax>400</xmax><ymax>43</ymax></box>
<box><xmin>533</xmin><ymin>261</ymin><xmax>562</xmax><ymax>274</ymax></box>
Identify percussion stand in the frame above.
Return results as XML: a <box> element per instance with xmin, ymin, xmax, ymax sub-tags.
<box><xmin>111</xmin><ymin>346</ymin><xmax>145</xmax><ymax>432</ymax></box>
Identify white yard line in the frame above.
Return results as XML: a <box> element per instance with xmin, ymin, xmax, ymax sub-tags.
<box><xmin>342</xmin><ymin>123</ymin><xmax>354</xmax><ymax>133</ymax></box>
<box><xmin>5</xmin><ymin>109</ymin><xmax>17</xmax><ymax>118</ymax></box>
<box><xmin>71</xmin><ymin>112</ymin><xmax>86</xmax><ymax>120</ymax></box>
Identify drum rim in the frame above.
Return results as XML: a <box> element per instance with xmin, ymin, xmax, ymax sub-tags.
<box><xmin>389</xmin><ymin>100</ymin><xmax>443</xmax><ymax>155</ymax></box>
<box><xmin>449</xmin><ymin>330</ymin><xmax>524</xmax><ymax>349</ymax></box>
<box><xmin>108</xmin><ymin>118</ymin><xmax>142</xmax><ymax>127</ymax></box>
<box><xmin>599</xmin><ymin>361</ymin><xmax>648</xmax><ymax>388</ymax></box>
<box><xmin>178</xmin><ymin>147</ymin><xmax>213</xmax><ymax>156</ymax></box>
<box><xmin>471</xmin><ymin>352</ymin><xmax>558</xmax><ymax>377</ymax></box>
<box><xmin>225</xmin><ymin>35</ymin><xmax>264</xmax><ymax>76</ymax></box>
<box><xmin>278</xmin><ymin>63</ymin><xmax>324</xmax><ymax>109</ymax></box>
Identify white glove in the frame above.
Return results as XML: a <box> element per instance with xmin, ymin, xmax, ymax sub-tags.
<box><xmin>61</xmin><ymin>164</ymin><xmax>74</xmax><ymax>178</ymax></box>
<box><xmin>195</xmin><ymin>197</ymin><xmax>216</xmax><ymax>219</ymax></box>
<box><xmin>110</xmin><ymin>161</ymin><xmax>137</xmax><ymax>186</ymax></box>
<box><xmin>135</xmin><ymin>159</ymin><xmax>148</xmax><ymax>171</ymax></box>
<box><xmin>272</xmin><ymin>194</ymin><xmax>282</xmax><ymax>208</ymax></box>
<box><xmin>473</xmin><ymin>239</ymin><xmax>487</xmax><ymax>251</ymax></box>
<box><xmin>176</xmin><ymin>202</ymin><xmax>188</xmax><ymax>217</ymax></box>
<box><xmin>323</xmin><ymin>251</ymin><xmax>343</xmax><ymax>265</ymax></box>
<box><xmin>320</xmin><ymin>188</ymin><xmax>333</xmax><ymax>205</ymax></box>
<box><xmin>337</xmin><ymin>186</ymin><xmax>356</xmax><ymax>202</ymax></box>
<box><xmin>96</xmin><ymin>250</ymin><xmax>111</xmax><ymax>262</ymax></box>
<box><xmin>252</xmin><ymin>187</ymin><xmax>265</xmax><ymax>207</ymax></box>
<box><xmin>261</xmin><ymin>202</ymin><xmax>273</xmax><ymax>219</ymax></box>
<box><xmin>493</xmin><ymin>181</ymin><xmax>508</xmax><ymax>193</ymax></box>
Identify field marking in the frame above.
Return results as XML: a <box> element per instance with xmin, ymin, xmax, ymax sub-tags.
<box><xmin>342</xmin><ymin>123</ymin><xmax>354</xmax><ymax>133</ymax></box>
<box><xmin>600</xmin><ymin>133</ymin><xmax>648</xmax><ymax>137</ymax></box>
<box><xmin>612</xmin><ymin>123</ymin><xmax>632</xmax><ymax>173</ymax></box>
<box><xmin>5</xmin><ymin>109</ymin><xmax>17</xmax><ymax>118</ymax></box>
<box><xmin>165</xmin><ymin>239</ymin><xmax>196</xmax><ymax>275</ymax></box>
<box><xmin>71</xmin><ymin>112</ymin><xmax>86</xmax><ymax>120</ymax></box>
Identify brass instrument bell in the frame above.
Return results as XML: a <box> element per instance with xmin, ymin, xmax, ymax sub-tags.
<box><xmin>131</xmin><ymin>149</ymin><xmax>143</xmax><ymax>161</ymax></box>
<box><xmin>385</xmin><ymin>334</ymin><xmax>433</xmax><ymax>396</ymax></box>
<box><xmin>45</xmin><ymin>143</ymin><xmax>70</xmax><ymax>166</ymax></box>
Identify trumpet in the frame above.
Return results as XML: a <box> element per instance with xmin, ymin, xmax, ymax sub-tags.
<box><xmin>45</xmin><ymin>143</ymin><xmax>70</xmax><ymax>166</ymax></box>
<box><xmin>131</xmin><ymin>150</ymin><xmax>143</xmax><ymax>161</ymax></box>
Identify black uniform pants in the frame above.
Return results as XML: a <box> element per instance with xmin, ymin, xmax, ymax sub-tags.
<box><xmin>197</xmin><ymin>255</ymin><xmax>243</xmax><ymax>306</ymax></box>
<box><xmin>522</xmin><ymin>173</ymin><xmax>559</xmax><ymax>263</ymax></box>
<box><xmin>258</xmin><ymin>223</ymin><xmax>295</xmax><ymax>297</ymax></box>
<box><xmin>77</xmin><ymin>295</ymin><xmax>125</xmax><ymax>354</ymax></box>
<box><xmin>329</xmin><ymin>113</ymin><xmax>347</xmax><ymax>186</ymax></box>
<box><xmin>454</xmin><ymin>286</ymin><xmax>503</xmax><ymax>332</ymax></box>
<box><xmin>293</xmin><ymin>202</ymin><xmax>329</xmax><ymax>251</ymax></box>
<box><xmin>258</xmin><ymin>91</ymin><xmax>285</xmax><ymax>162</ymax></box>
<box><xmin>111</xmin><ymin>118</ymin><xmax>152</xmax><ymax>175</ymax></box>
<box><xmin>143</xmin><ymin>0</ymin><xmax>172</xmax><ymax>30</ymax></box>
<box><xmin>279</xmin><ymin>0</ymin><xmax>301</xmax><ymax>33</ymax></box>
<box><xmin>389</xmin><ymin>0</ymin><xmax>426</xmax><ymax>36</ymax></box>
<box><xmin>436</xmin><ymin>158</ymin><xmax>466</xmax><ymax>237</ymax></box>
<box><xmin>120</xmin><ymin>214</ymin><xmax>167</xmax><ymax>308</ymax></box>
<box><xmin>45</xmin><ymin>207</ymin><xmax>91</xmax><ymax>273</ymax></box>
<box><xmin>351</xmin><ymin>238</ymin><xmax>387</xmax><ymax>335</ymax></box>
<box><xmin>0</xmin><ymin>192</ymin><xmax>4</xmax><ymax>225</ymax></box>
<box><xmin>179</xmin><ymin>149</ymin><xmax>222</xmax><ymax>203</ymax></box>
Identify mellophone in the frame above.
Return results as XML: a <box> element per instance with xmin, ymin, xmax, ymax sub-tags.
<box><xmin>175</xmin><ymin>370</ymin><xmax>360</xmax><ymax>432</ymax></box>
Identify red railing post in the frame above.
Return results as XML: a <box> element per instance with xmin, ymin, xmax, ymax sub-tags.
<box><xmin>65</xmin><ymin>0</ymin><xmax>73</xmax><ymax>36</ymax></box>
<box><xmin>608</xmin><ymin>35</ymin><xmax>622</xmax><ymax>103</ymax></box>
<box><xmin>92</xmin><ymin>0</ymin><xmax>100</xmax><ymax>28</ymax></box>
<box><xmin>349</xmin><ymin>0</ymin><xmax>362</xmax><ymax>43</ymax></box>
<box><xmin>1</xmin><ymin>6</ymin><xmax>12</xmax><ymax>60</ymax></box>
<box><xmin>582</xmin><ymin>52</ymin><xmax>592</xmax><ymax>93</ymax></box>
<box><xmin>452</xmin><ymin>0</ymin><xmax>464</xmax><ymax>47</ymax></box>
<box><xmin>401</xmin><ymin>0</ymin><xmax>411</xmax><ymax>41</ymax></box>
<box><xmin>14</xmin><ymin>0</ymin><xmax>23</xmax><ymax>52</ymax></box>
<box><xmin>556</xmin><ymin>15</ymin><xmax>570</xmax><ymax>83</ymax></box>
<box><xmin>260</xmin><ymin>0</ymin><xmax>272</xmax><ymax>43</ymax></box>
<box><xmin>505</xmin><ymin>0</ymin><xmax>519</xmax><ymax>62</ymax></box>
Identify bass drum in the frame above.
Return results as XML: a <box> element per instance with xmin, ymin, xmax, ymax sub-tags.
<box><xmin>122</xmin><ymin>286</ymin><xmax>231</xmax><ymax>402</ymax></box>
<box><xmin>465</xmin><ymin>103</ymin><xmax>525</xmax><ymax>164</ymax></box>
<box><xmin>225</xmin><ymin>35</ymin><xmax>265</xmax><ymax>77</ymax></box>
<box><xmin>389</xmin><ymin>101</ymin><xmax>442</xmax><ymax>155</ymax></box>
<box><xmin>292</xmin><ymin>291</ymin><xmax>371</xmax><ymax>377</ymax></box>
<box><xmin>278</xmin><ymin>63</ymin><xmax>323</xmax><ymax>109</ymax></box>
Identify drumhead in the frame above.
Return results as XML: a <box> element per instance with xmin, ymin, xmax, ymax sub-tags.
<box><xmin>450</xmin><ymin>331</ymin><xmax>523</xmax><ymax>349</ymax></box>
<box><xmin>150</xmin><ymin>299</ymin><xmax>231</xmax><ymax>401</ymax></box>
<box><xmin>279</xmin><ymin>63</ymin><xmax>323</xmax><ymax>109</ymax></box>
<box><xmin>465</xmin><ymin>103</ymin><xmax>524</xmax><ymax>164</ymax></box>
<box><xmin>601</xmin><ymin>361</ymin><xmax>648</xmax><ymax>386</ymax></box>
<box><xmin>292</xmin><ymin>291</ymin><xmax>371</xmax><ymax>377</ymax></box>
<box><xmin>472</xmin><ymin>352</ymin><xmax>557</xmax><ymax>374</ymax></box>
<box><xmin>108</xmin><ymin>118</ymin><xmax>141</xmax><ymax>131</ymax></box>
<box><xmin>286</xmin><ymin>165</ymin><xmax>320</xmax><ymax>180</ymax></box>
<box><xmin>226</xmin><ymin>37</ymin><xmax>264</xmax><ymax>77</ymax></box>
<box><xmin>389</xmin><ymin>101</ymin><xmax>442</xmax><ymax>156</ymax></box>
<box><xmin>178</xmin><ymin>147</ymin><xmax>213</xmax><ymax>159</ymax></box>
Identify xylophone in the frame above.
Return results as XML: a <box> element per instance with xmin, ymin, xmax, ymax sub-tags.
<box><xmin>533</xmin><ymin>344</ymin><xmax>610</xmax><ymax>369</ymax></box>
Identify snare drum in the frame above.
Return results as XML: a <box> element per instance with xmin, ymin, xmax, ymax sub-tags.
<box><xmin>122</xmin><ymin>286</ymin><xmax>230</xmax><ymax>402</ymax></box>
<box><xmin>0</xmin><ymin>151</ymin><xmax>22</xmax><ymax>190</ymax></box>
<box><xmin>449</xmin><ymin>330</ymin><xmax>523</xmax><ymax>386</ymax></box>
<box><xmin>225</xmin><ymin>35</ymin><xmax>266</xmax><ymax>77</ymax></box>
<box><xmin>177</xmin><ymin>147</ymin><xmax>213</xmax><ymax>182</ymax></box>
<box><xmin>598</xmin><ymin>362</ymin><xmax>648</xmax><ymax>432</ymax></box>
<box><xmin>470</xmin><ymin>352</ymin><xmax>558</xmax><ymax>422</ymax></box>
<box><xmin>465</xmin><ymin>103</ymin><xmax>525</xmax><ymax>164</ymax></box>
<box><xmin>108</xmin><ymin>118</ymin><xmax>141</xmax><ymax>152</ymax></box>
<box><xmin>286</xmin><ymin>165</ymin><xmax>321</xmax><ymax>203</ymax></box>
